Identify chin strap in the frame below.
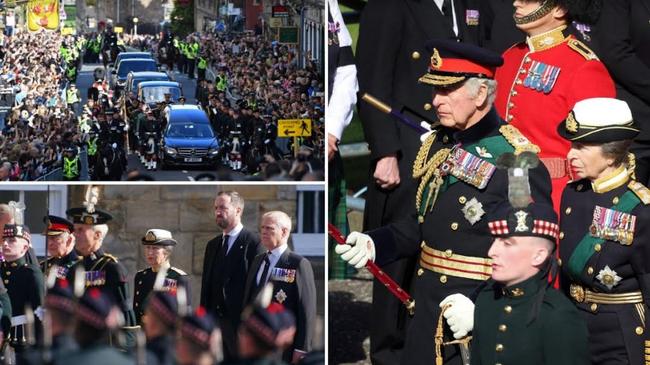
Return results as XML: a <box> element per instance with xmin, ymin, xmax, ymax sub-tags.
<box><xmin>513</xmin><ymin>0</ymin><xmax>557</xmax><ymax>25</ymax></box>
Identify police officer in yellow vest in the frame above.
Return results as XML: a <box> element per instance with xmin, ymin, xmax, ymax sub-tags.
<box><xmin>187</xmin><ymin>38</ymin><xmax>199</xmax><ymax>79</ymax></box>
<box><xmin>197</xmin><ymin>54</ymin><xmax>208</xmax><ymax>81</ymax></box>
<box><xmin>67</xmin><ymin>84</ymin><xmax>81</xmax><ymax>115</ymax></box>
<box><xmin>62</xmin><ymin>146</ymin><xmax>80</xmax><ymax>181</ymax></box>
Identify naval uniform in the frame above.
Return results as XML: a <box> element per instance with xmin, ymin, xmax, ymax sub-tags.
<box><xmin>472</xmin><ymin>273</ymin><xmax>589</xmax><ymax>365</ymax></box>
<box><xmin>133</xmin><ymin>265</ymin><xmax>188</xmax><ymax>325</ymax></box>
<box><xmin>41</xmin><ymin>250</ymin><xmax>81</xmax><ymax>280</ymax></box>
<box><xmin>560</xmin><ymin>167</ymin><xmax>650</xmax><ymax>365</ymax></box>
<box><xmin>494</xmin><ymin>26</ymin><xmax>616</xmax><ymax>211</ymax></box>
<box><xmin>368</xmin><ymin>108</ymin><xmax>552</xmax><ymax>365</ymax></box>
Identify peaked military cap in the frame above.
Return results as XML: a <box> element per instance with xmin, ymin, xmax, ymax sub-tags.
<box><xmin>66</xmin><ymin>207</ymin><xmax>113</xmax><ymax>225</ymax></box>
<box><xmin>419</xmin><ymin>39</ymin><xmax>504</xmax><ymax>88</ymax></box>
<box><xmin>558</xmin><ymin>98</ymin><xmax>640</xmax><ymax>143</ymax></box>
<box><xmin>3</xmin><ymin>224</ymin><xmax>31</xmax><ymax>242</ymax></box>
<box><xmin>43</xmin><ymin>215</ymin><xmax>74</xmax><ymax>236</ymax></box>
<box><xmin>141</xmin><ymin>229</ymin><xmax>177</xmax><ymax>246</ymax></box>
<box><xmin>180</xmin><ymin>306</ymin><xmax>218</xmax><ymax>350</ymax></box>
<box><xmin>241</xmin><ymin>302</ymin><xmax>296</xmax><ymax>350</ymax></box>
<box><xmin>487</xmin><ymin>201</ymin><xmax>560</xmax><ymax>242</ymax></box>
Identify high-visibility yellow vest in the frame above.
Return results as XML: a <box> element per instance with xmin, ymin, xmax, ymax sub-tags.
<box><xmin>67</xmin><ymin>88</ymin><xmax>79</xmax><ymax>104</ymax></box>
<box><xmin>63</xmin><ymin>156</ymin><xmax>79</xmax><ymax>179</ymax></box>
<box><xmin>198</xmin><ymin>57</ymin><xmax>207</xmax><ymax>69</ymax></box>
<box><xmin>88</xmin><ymin>137</ymin><xmax>98</xmax><ymax>156</ymax></box>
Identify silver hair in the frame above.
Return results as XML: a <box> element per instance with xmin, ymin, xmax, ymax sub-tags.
<box><xmin>262</xmin><ymin>211</ymin><xmax>292</xmax><ymax>232</ymax></box>
<box><xmin>464</xmin><ymin>77</ymin><xmax>497</xmax><ymax>107</ymax></box>
<box><xmin>93</xmin><ymin>224</ymin><xmax>109</xmax><ymax>241</ymax></box>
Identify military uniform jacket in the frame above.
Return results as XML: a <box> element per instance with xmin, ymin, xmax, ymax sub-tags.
<box><xmin>68</xmin><ymin>249</ymin><xmax>137</xmax><ymax>330</ymax></box>
<box><xmin>472</xmin><ymin>273</ymin><xmax>589</xmax><ymax>365</ymax></box>
<box><xmin>494</xmin><ymin>28</ymin><xmax>616</xmax><ymax>209</ymax></box>
<box><xmin>41</xmin><ymin>250</ymin><xmax>81</xmax><ymax>279</ymax></box>
<box><xmin>1</xmin><ymin>256</ymin><xmax>43</xmax><ymax>348</ymax></box>
<box><xmin>133</xmin><ymin>265</ymin><xmax>188</xmax><ymax>325</ymax></box>
<box><xmin>368</xmin><ymin>109</ymin><xmax>552</xmax><ymax>365</ymax></box>
<box><xmin>243</xmin><ymin>249</ymin><xmax>317</xmax><ymax>364</ymax></box>
<box><xmin>559</xmin><ymin>170</ymin><xmax>650</xmax><ymax>365</ymax></box>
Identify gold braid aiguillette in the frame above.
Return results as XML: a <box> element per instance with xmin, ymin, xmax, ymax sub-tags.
<box><xmin>413</xmin><ymin>132</ymin><xmax>451</xmax><ymax>221</ymax></box>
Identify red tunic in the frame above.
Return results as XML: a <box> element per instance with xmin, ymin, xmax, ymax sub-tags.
<box><xmin>495</xmin><ymin>31</ymin><xmax>616</xmax><ymax>212</ymax></box>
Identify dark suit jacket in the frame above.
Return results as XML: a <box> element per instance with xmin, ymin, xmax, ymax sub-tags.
<box><xmin>243</xmin><ymin>248</ymin><xmax>317</xmax><ymax>363</ymax></box>
<box><xmin>589</xmin><ymin>0</ymin><xmax>650</xmax><ymax>178</ymax></box>
<box><xmin>200</xmin><ymin>227</ymin><xmax>261</xmax><ymax>359</ymax></box>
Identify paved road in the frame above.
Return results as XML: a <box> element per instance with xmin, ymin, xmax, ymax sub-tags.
<box><xmin>77</xmin><ymin>62</ymin><xmax>248</xmax><ymax>181</ymax></box>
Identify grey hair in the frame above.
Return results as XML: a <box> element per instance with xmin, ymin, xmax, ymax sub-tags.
<box><xmin>262</xmin><ymin>211</ymin><xmax>292</xmax><ymax>232</ymax></box>
<box><xmin>600</xmin><ymin>140</ymin><xmax>632</xmax><ymax>167</ymax></box>
<box><xmin>464</xmin><ymin>77</ymin><xmax>497</xmax><ymax>107</ymax></box>
<box><xmin>93</xmin><ymin>224</ymin><xmax>109</xmax><ymax>241</ymax></box>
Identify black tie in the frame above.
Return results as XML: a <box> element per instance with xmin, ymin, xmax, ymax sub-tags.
<box><xmin>258</xmin><ymin>252</ymin><xmax>271</xmax><ymax>286</ymax></box>
<box><xmin>442</xmin><ymin>0</ymin><xmax>454</xmax><ymax>27</ymax></box>
<box><xmin>219</xmin><ymin>235</ymin><xmax>230</xmax><ymax>259</ymax></box>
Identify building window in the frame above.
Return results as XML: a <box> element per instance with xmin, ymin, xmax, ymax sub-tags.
<box><xmin>0</xmin><ymin>185</ymin><xmax>68</xmax><ymax>257</ymax></box>
<box><xmin>293</xmin><ymin>185</ymin><xmax>324</xmax><ymax>257</ymax></box>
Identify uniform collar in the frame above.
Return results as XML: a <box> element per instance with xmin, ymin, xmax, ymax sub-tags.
<box><xmin>526</xmin><ymin>25</ymin><xmax>568</xmax><ymax>52</ymax></box>
<box><xmin>498</xmin><ymin>271</ymin><xmax>546</xmax><ymax>299</ymax></box>
<box><xmin>453</xmin><ymin>108</ymin><xmax>501</xmax><ymax>146</ymax></box>
<box><xmin>4</xmin><ymin>256</ymin><xmax>26</xmax><ymax>268</ymax></box>
<box><xmin>152</xmin><ymin>261</ymin><xmax>171</xmax><ymax>273</ymax></box>
<box><xmin>591</xmin><ymin>165</ymin><xmax>630</xmax><ymax>194</ymax></box>
<box><xmin>85</xmin><ymin>248</ymin><xmax>104</xmax><ymax>261</ymax></box>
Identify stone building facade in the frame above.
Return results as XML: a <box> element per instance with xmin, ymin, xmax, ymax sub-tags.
<box><xmin>67</xmin><ymin>184</ymin><xmax>325</xmax><ymax>315</ymax></box>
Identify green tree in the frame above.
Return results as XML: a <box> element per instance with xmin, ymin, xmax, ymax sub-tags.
<box><xmin>170</xmin><ymin>0</ymin><xmax>194</xmax><ymax>38</ymax></box>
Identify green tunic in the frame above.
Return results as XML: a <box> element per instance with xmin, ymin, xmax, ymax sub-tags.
<box><xmin>472</xmin><ymin>272</ymin><xmax>589</xmax><ymax>365</ymax></box>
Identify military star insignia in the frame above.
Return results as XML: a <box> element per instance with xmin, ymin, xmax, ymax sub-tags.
<box><xmin>461</xmin><ymin>198</ymin><xmax>485</xmax><ymax>225</ymax></box>
<box><xmin>596</xmin><ymin>266</ymin><xmax>621</xmax><ymax>290</ymax></box>
<box><xmin>275</xmin><ymin>289</ymin><xmax>287</xmax><ymax>304</ymax></box>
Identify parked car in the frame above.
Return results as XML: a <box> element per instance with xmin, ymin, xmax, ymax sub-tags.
<box><xmin>160</xmin><ymin>105</ymin><xmax>220</xmax><ymax>168</ymax></box>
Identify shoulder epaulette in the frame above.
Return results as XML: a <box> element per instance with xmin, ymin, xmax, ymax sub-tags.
<box><xmin>628</xmin><ymin>181</ymin><xmax>650</xmax><ymax>205</ymax></box>
<box><xmin>103</xmin><ymin>253</ymin><xmax>118</xmax><ymax>263</ymax></box>
<box><xmin>170</xmin><ymin>266</ymin><xmax>187</xmax><ymax>275</ymax></box>
<box><xmin>136</xmin><ymin>267</ymin><xmax>150</xmax><ymax>275</ymax></box>
<box><xmin>499</xmin><ymin>125</ymin><xmax>541</xmax><ymax>155</ymax></box>
<box><xmin>567</xmin><ymin>39</ymin><xmax>599</xmax><ymax>60</ymax></box>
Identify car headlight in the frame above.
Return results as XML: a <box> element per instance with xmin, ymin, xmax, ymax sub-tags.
<box><xmin>208</xmin><ymin>147</ymin><xmax>220</xmax><ymax>155</ymax></box>
<box><xmin>165</xmin><ymin>147</ymin><xmax>177</xmax><ymax>156</ymax></box>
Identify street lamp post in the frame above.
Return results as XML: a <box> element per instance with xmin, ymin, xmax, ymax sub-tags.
<box><xmin>133</xmin><ymin>17</ymin><xmax>138</xmax><ymax>36</ymax></box>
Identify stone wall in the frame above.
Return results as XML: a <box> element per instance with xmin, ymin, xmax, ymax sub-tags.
<box><xmin>67</xmin><ymin>185</ymin><xmax>324</xmax><ymax>316</ymax></box>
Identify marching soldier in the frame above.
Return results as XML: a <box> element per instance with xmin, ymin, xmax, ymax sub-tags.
<box><xmin>53</xmin><ymin>288</ymin><xmax>132</xmax><ymax>365</ymax></box>
<box><xmin>142</xmin><ymin>291</ymin><xmax>180</xmax><ymax>365</ymax></box>
<box><xmin>494</xmin><ymin>0</ymin><xmax>616</xmax><ymax>211</ymax></box>
<box><xmin>41</xmin><ymin>215</ymin><xmax>80</xmax><ymax>279</ymax></box>
<box><xmin>133</xmin><ymin>229</ymin><xmax>188</xmax><ymax>325</ymax></box>
<box><xmin>558</xmin><ymin>98</ymin><xmax>650</xmax><ymax>364</ymax></box>
<box><xmin>175</xmin><ymin>307</ymin><xmax>221</xmax><ymax>365</ymax></box>
<box><xmin>440</xmin><ymin>199</ymin><xmax>589</xmax><ymax>365</ymax></box>
<box><xmin>66</xmin><ymin>188</ymin><xmax>138</xmax><ymax>348</ymax></box>
<box><xmin>1</xmin><ymin>223</ymin><xmax>44</xmax><ymax>354</ymax></box>
<box><xmin>336</xmin><ymin>40</ymin><xmax>552</xmax><ymax>365</ymax></box>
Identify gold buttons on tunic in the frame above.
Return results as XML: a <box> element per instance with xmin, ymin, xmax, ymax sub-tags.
<box><xmin>557</xmin><ymin>258</ymin><xmax>562</xmax><ymax>266</ymax></box>
<box><xmin>519</xmin><ymin>68</ymin><xmax>527</xmax><ymax>74</ymax></box>
<box><xmin>636</xmin><ymin>326</ymin><xmax>644</xmax><ymax>335</ymax></box>
<box><xmin>424</xmin><ymin>103</ymin><xmax>432</xmax><ymax>111</ymax></box>
<box><xmin>559</xmin><ymin>232</ymin><xmax>565</xmax><ymax>240</ymax></box>
<box><xmin>136</xmin><ymin>291</ymin><xmax>140</xmax><ymax>295</ymax></box>
<box><xmin>516</xmin><ymin>79</ymin><xmax>523</xmax><ymax>85</ymax></box>
<box><xmin>445</xmin><ymin>249</ymin><xmax>453</xmax><ymax>257</ymax></box>
<box><xmin>590</xmin><ymin>303</ymin><xmax>598</xmax><ymax>312</ymax></box>
<box><xmin>440</xmin><ymin>275</ymin><xmax>448</xmax><ymax>284</ymax></box>
<box><xmin>417</xmin><ymin>268</ymin><xmax>424</xmax><ymax>277</ymax></box>
<box><xmin>412</xmin><ymin>51</ymin><xmax>420</xmax><ymax>60</ymax></box>
<box><xmin>525</xmin><ymin>57</ymin><xmax>532</xmax><ymax>63</ymax></box>
<box><xmin>577</xmin><ymin>184</ymin><xmax>584</xmax><ymax>191</ymax></box>
<box><xmin>498</xmin><ymin>324</ymin><xmax>507</xmax><ymax>332</ymax></box>
<box><xmin>2</xmin><ymin>280</ymin><xmax>7</xmax><ymax>284</ymax></box>
<box><xmin>594</xmin><ymin>244</ymin><xmax>602</xmax><ymax>252</ymax></box>
<box><xmin>504</xmin><ymin>305</ymin><xmax>512</xmax><ymax>314</ymax></box>
<box><xmin>587</xmin><ymin>267</ymin><xmax>594</xmax><ymax>275</ymax></box>
<box><xmin>451</xmin><ymin>222</ymin><xmax>459</xmax><ymax>231</ymax></box>
<box><xmin>496</xmin><ymin>344</ymin><xmax>504</xmax><ymax>352</ymax></box>
<box><xmin>565</xmin><ymin>207</ymin><xmax>572</xmax><ymax>215</ymax></box>
<box><xmin>613</xmin><ymin>197</ymin><xmax>620</xmax><ymax>204</ymax></box>
<box><xmin>508</xmin><ymin>102</ymin><xmax>514</xmax><ymax>109</ymax></box>
<box><xmin>510</xmin><ymin>90</ymin><xmax>517</xmax><ymax>97</ymax></box>
<box><xmin>5</xmin><ymin>272</ymin><xmax>9</xmax><ymax>276</ymax></box>
<box><xmin>458</xmin><ymin>196</ymin><xmax>467</xmax><ymax>204</ymax></box>
<box><xmin>443</xmin><ymin>135</ymin><xmax>449</xmax><ymax>143</ymax></box>
<box><xmin>507</xmin><ymin>115</ymin><xmax>514</xmax><ymax>121</ymax></box>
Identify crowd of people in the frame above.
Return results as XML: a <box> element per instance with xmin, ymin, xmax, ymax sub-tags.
<box><xmin>0</xmin><ymin>188</ymin><xmax>322</xmax><ymax>365</ymax></box>
<box><xmin>0</xmin><ymin>31</ymin><xmax>82</xmax><ymax>180</ymax></box>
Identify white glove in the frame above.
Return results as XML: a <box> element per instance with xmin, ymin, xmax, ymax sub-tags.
<box><xmin>440</xmin><ymin>293</ymin><xmax>475</xmax><ymax>339</ymax></box>
<box><xmin>419</xmin><ymin>121</ymin><xmax>434</xmax><ymax>143</ymax></box>
<box><xmin>334</xmin><ymin>231</ymin><xmax>376</xmax><ymax>269</ymax></box>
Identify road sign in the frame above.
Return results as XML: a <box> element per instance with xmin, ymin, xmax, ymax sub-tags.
<box><xmin>278</xmin><ymin>119</ymin><xmax>312</xmax><ymax>137</ymax></box>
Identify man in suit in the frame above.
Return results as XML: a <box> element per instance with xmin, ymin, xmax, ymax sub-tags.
<box><xmin>243</xmin><ymin>211</ymin><xmax>316</xmax><ymax>364</ymax></box>
<box><xmin>355</xmin><ymin>2</ymin><xmax>485</xmax><ymax>363</ymax></box>
<box><xmin>589</xmin><ymin>0</ymin><xmax>650</xmax><ymax>184</ymax></box>
<box><xmin>200</xmin><ymin>191</ymin><xmax>261</xmax><ymax>361</ymax></box>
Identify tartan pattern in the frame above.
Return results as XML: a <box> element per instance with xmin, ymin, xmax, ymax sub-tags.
<box><xmin>532</xmin><ymin>219</ymin><xmax>559</xmax><ymax>240</ymax></box>
<box><xmin>488</xmin><ymin>220</ymin><xmax>509</xmax><ymax>235</ymax></box>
